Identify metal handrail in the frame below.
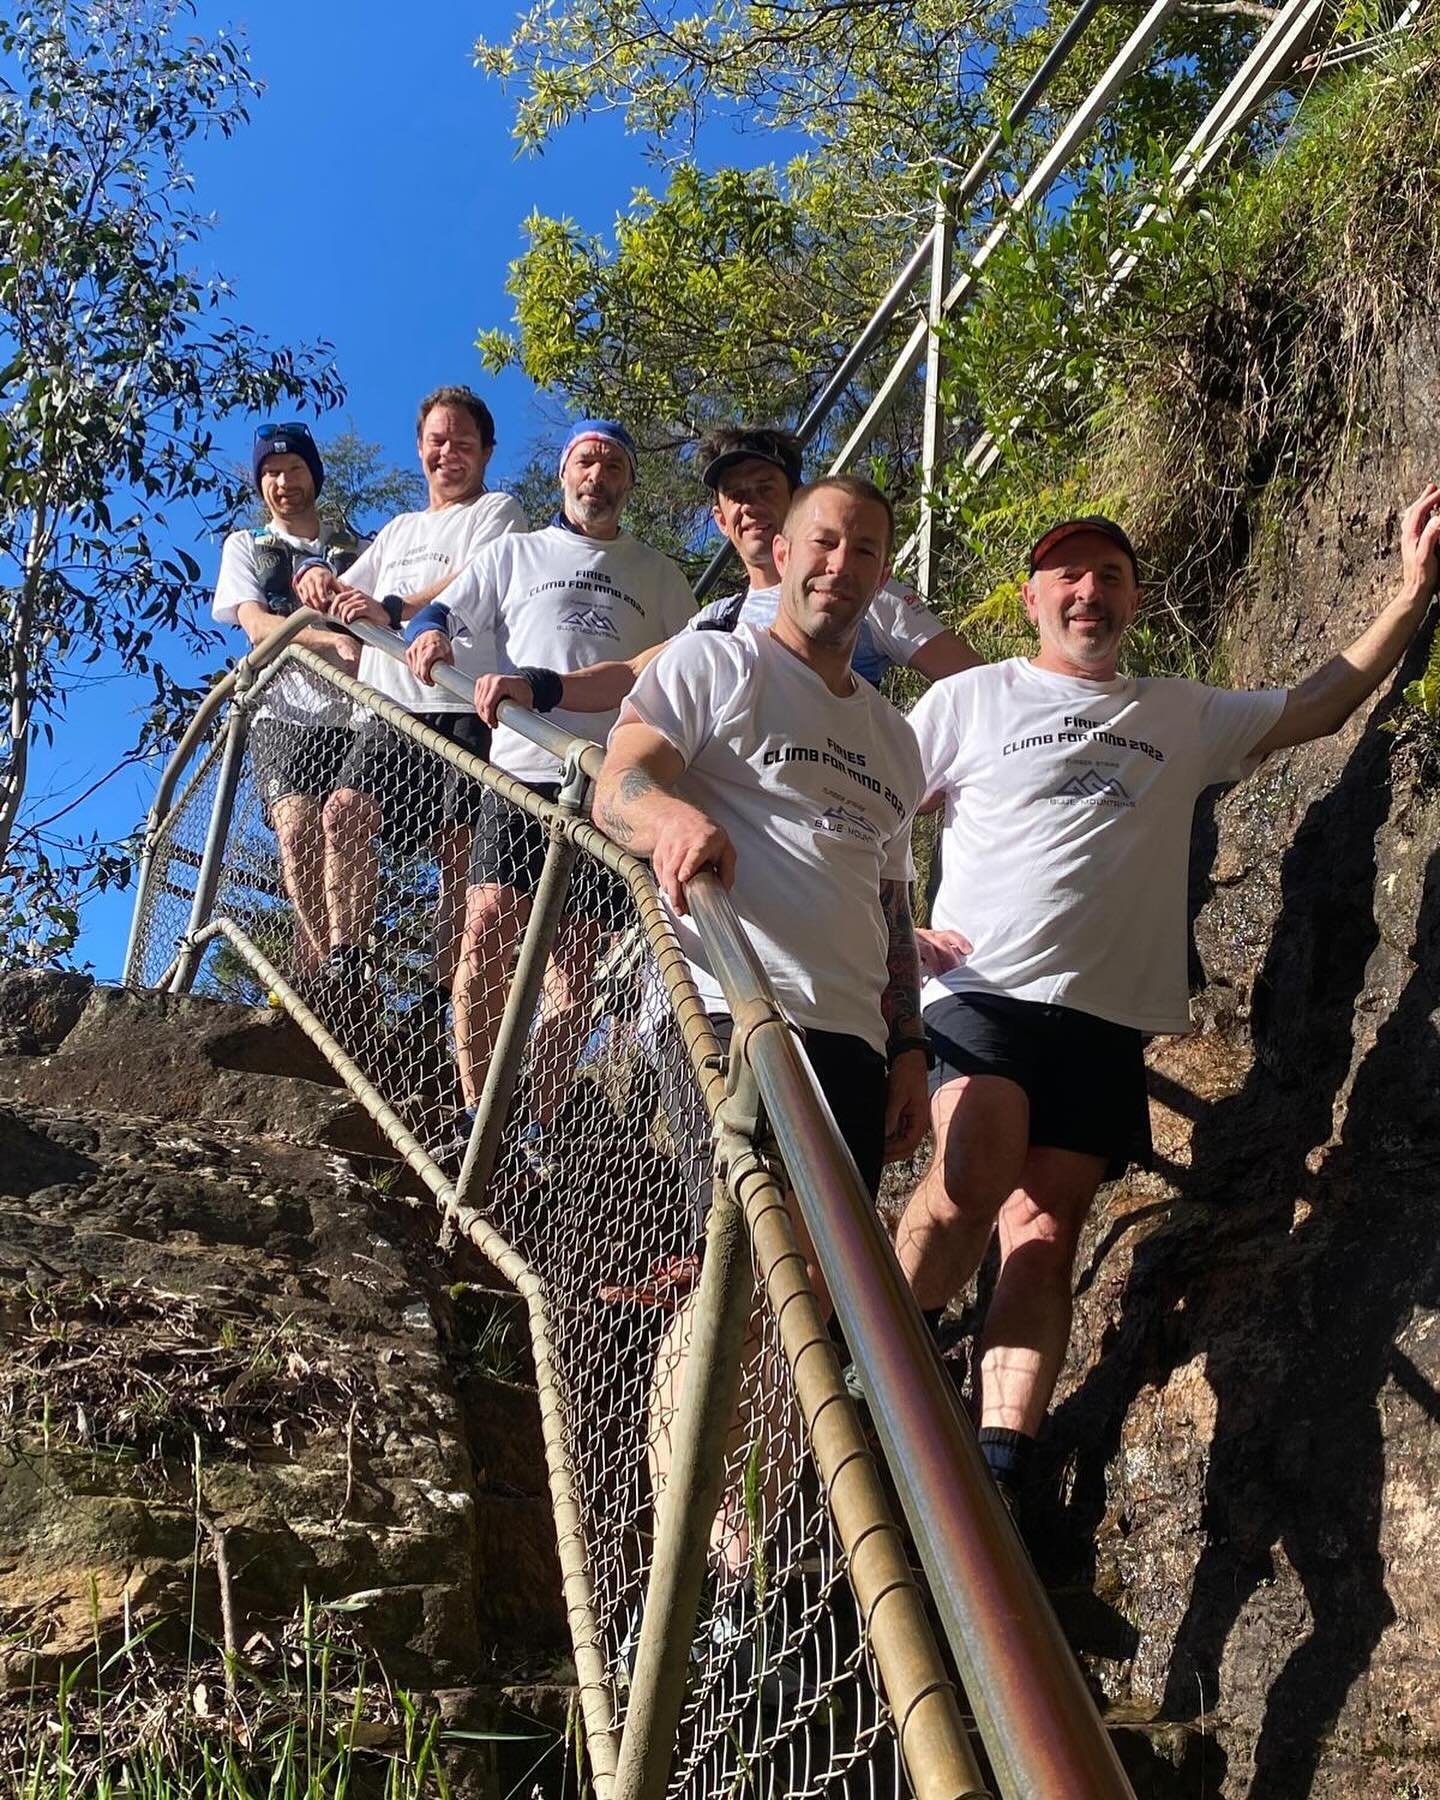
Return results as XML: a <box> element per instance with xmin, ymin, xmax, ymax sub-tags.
<box><xmin>121</xmin><ymin>606</ymin><xmax>347</xmax><ymax>985</ymax></box>
<box><xmin>341</xmin><ymin>615</ymin><xmax>607</xmax><ymax>774</ymax></box>
<box><xmin>685</xmin><ymin>875</ymin><xmax>1135</xmax><ymax>1799</ymax></box>
<box><xmin>691</xmin><ymin>0</ymin><xmax>1111</xmax><ymax>599</ymax></box>
<box><xmin>185</xmin><ymin>619</ymin><xmax>1137</xmax><ymax>1795</ymax></box>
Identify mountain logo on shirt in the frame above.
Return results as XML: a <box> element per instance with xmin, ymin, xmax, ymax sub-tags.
<box><xmin>1052</xmin><ymin>765</ymin><xmax>1134</xmax><ymax>806</ymax></box>
<box><xmin>559</xmin><ymin>606</ymin><xmax>619</xmax><ymax>639</ymax></box>
<box><xmin>817</xmin><ymin>802</ymin><xmax>880</xmax><ymax>842</ymax></box>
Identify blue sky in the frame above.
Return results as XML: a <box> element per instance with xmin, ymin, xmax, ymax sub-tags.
<box><xmin>51</xmin><ymin>2</ymin><xmax>775</xmax><ymax>976</ymax></box>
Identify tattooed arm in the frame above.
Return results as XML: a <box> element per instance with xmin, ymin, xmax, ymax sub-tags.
<box><xmin>880</xmin><ymin>878</ymin><xmax>930</xmax><ymax>1161</ymax></box>
<box><xmin>595</xmin><ymin>720</ymin><xmax>736</xmax><ymax>915</ymax></box>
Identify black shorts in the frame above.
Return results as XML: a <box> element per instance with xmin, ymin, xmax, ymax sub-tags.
<box><xmin>335</xmin><ymin>711</ymin><xmax>490</xmax><ymax>849</ymax></box>
<box><xmin>469</xmin><ymin>778</ymin><xmax>630</xmax><ymax>919</ymax></box>
<box><xmin>250</xmin><ymin>718</ymin><xmax>352</xmax><ymax>821</ymax></box>
<box><xmin>802</xmin><ymin>1027</ymin><xmax>888</xmax><ymax>1198</ymax></box>
<box><xmin>925</xmin><ymin>991</ymin><xmax>1151</xmax><ymax>1179</ymax></box>
<box><xmin>680</xmin><ymin>1017</ymin><xmax>887</xmax><ymax>1207</ymax></box>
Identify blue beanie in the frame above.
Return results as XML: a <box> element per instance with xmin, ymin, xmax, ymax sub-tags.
<box><xmin>253</xmin><ymin>422</ymin><xmax>324</xmax><ymax>497</ymax></box>
<box><xmin>558</xmin><ymin>418</ymin><xmax>638</xmax><ymax>481</ymax></box>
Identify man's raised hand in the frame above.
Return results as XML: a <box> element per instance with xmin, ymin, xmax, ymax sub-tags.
<box><xmin>1399</xmin><ymin>482</ymin><xmax>1440</xmax><ymax>604</ymax></box>
<box><xmin>293</xmin><ymin>563</ymin><xmax>339</xmax><ymax>610</ymax></box>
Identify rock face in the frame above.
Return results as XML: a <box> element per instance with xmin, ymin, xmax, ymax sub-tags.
<box><xmin>1041</xmin><ymin>322</ymin><xmax>1440</xmax><ymax>1797</ymax></box>
<box><xmin>0</xmin><ymin>980</ymin><xmax>564</xmax><ymax>1772</ymax></box>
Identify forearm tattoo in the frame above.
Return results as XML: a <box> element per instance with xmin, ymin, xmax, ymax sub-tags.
<box><xmin>879</xmin><ymin>879</ymin><xmax>923</xmax><ymax>1041</ymax></box>
<box><xmin>597</xmin><ymin>765</ymin><xmax>663</xmax><ymax>848</ymax></box>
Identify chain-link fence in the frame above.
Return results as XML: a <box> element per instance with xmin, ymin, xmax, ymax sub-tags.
<box><xmin>124</xmin><ymin>637</ymin><xmax>963</xmax><ymax>1800</ymax></box>
<box><xmin>127</xmin><ymin>626</ymin><xmax>1131</xmax><ymax>1800</ymax></box>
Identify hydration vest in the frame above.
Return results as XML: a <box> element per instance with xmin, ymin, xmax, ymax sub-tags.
<box><xmin>252</xmin><ymin>524</ymin><xmax>362</xmax><ymax>616</ymax></box>
<box><xmin>694</xmin><ymin>589</ymin><xmax>891</xmax><ymax>687</ymax></box>
<box><xmin>693</xmin><ymin>592</ymin><xmax>747</xmax><ymax>634</ymax></box>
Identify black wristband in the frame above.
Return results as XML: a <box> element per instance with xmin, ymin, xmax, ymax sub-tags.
<box><xmin>381</xmin><ymin>594</ymin><xmax>405</xmax><ymax>631</ymax></box>
<box><xmin>515</xmin><ymin>666</ymin><xmax>564</xmax><ymax>713</ymax></box>
<box><xmin>887</xmin><ymin>1033</ymin><xmax>934</xmax><ymax>1070</ymax></box>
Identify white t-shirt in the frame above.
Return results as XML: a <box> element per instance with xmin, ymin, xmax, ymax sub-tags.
<box><xmin>213</xmin><ymin>525</ymin><xmax>357</xmax><ymax>728</ymax></box>
<box><xmin>908</xmin><ymin>657</ymin><xmax>1288</xmax><ymax>1034</ymax></box>
<box><xmin>345</xmin><ymin>492</ymin><xmax>529</xmax><ymax>715</ymax></box>
<box><xmin>689</xmin><ymin>577</ymin><xmax>945</xmax><ymax>687</ymax></box>
<box><xmin>621</xmin><ymin>624</ymin><xmax>926</xmax><ymax>1053</ymax></box>
<box><xmin>443</xmin><ymin>524</ymin><xmax>695</xmax><ymax>784</ymax></box>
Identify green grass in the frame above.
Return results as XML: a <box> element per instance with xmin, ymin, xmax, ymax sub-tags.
<box><xmin>1</xmin><ymin>1594</ymin><xmax>488</xmax><ymax>1800</ymax></box>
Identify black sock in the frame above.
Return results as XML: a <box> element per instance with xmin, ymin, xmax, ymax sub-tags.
<box><xmin>977</xmin><ymin>1426</ymin><xmax>1035</xmax><ymax>1495</ymax></box>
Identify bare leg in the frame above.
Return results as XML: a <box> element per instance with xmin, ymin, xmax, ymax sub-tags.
<box><xmin>648</xmin><ymin>1189</ymin><xmax>817</xmax><ymax>1578</ymax></box>
<box><xmin>269</xmin><ymin>793</ymin><xmax>328</xmax><ymax>974</ymax></box>
<box><xmin>321</xmin><ymin>787</ymin><xmax>381</xmax><ymax>952</ymax></box>
<box><xmin>893</xmin><ymin>1074</ymin><xmax>1031</xmax><ymax>1309</ymax></box>
<box><xmin>453</xmin><ymin>882</ymin><xmax>527</xmax><ymax>1109</ymax></box>
<box><xmin>432</xmin><ymin>825</ymin><xmax>470</xmax><ymax>992</ymax></box>
<box><xmin>529</xmin><ymin>916</ymin><xmax>608</xmax><ymax>1131</ymax></box>
<box><xmin>977</xmin><ymin>1148</ymin><xmax>1105</xmax><ymax>1435</ymax></box>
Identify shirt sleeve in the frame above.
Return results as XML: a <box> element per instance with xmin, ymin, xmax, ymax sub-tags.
<box><xmin>880</xmin><ymin>818</ymin><xmax>916</xmax><ymax>883</ymax></box>
<box><xmin>657</xmin><ymin>557</ymin><xmax>698</xmax><ymax>637</ymax></box>
<box><xmin>616</xmin><ymin>631</ymin><xmax>739</xmax><ymax>767</ymax></box>
<box><xmin>342</xmin><ymin>522</ymin><xmax>389</xmax><ymax>596</ymax></box>
<box><xmin>466</xmin><ymin>494</ymin><xmax>530</xmax><ymax>555</ymax></box>
<box><xmin>906</xmin><ymin>676</ymin><xmax>971</xmax><ymax>795</ymax></box>
<box><xmin>212</xmin><ymin>533</ymin><xmax>261</xmax><ymax>626</ymax></box>
<box><xmin>443</xmin><ymin>539</ymin><xmax>507</xmax><ymax>639</ymax></box>
<box><xmin>868</xmin><ymin>579</ymin><xmax>946</xmax><ymax>666</ymax></box>
<box><xmin>1190</xmin><ymin>683</ymin><xmax>1289</xmax><ymax>785</ymax></box>
<box><xmin>687</xmin><ymin>596</ymin><xmax>726</xmax><ymax>632</ymax></box>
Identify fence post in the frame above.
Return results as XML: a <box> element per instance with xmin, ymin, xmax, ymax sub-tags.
<box><xmin>611</xmin><ymin>1082</ymin><xmax>755</xmax><ymax>1800</ymax></box>
<box><xmin>916</xmin><ymin>180</ymin><xmax>953</xmax><ymax>606</ymax></box>
<box><xmin>450</xmin><ymin>751</ymin><xmax>588</xmax><ymax>1225</ymax></box>
<box><xmin>169</xmin><ymin>698</ymin><xmax>252</xmax><ymax>995</ymax></box>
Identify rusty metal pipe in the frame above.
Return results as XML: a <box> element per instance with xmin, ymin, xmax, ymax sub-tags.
<box><xmin>686</xmin><ymin>874</ymin><xmax>1135</xmax><ymax>1800</ymax></box>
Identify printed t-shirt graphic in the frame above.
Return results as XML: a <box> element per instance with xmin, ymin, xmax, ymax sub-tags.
<box><xmin>621</xmin><ymin>624</ymin><xmax>926</xmax><ymax>1052</ymax></box>
<box><xmin>213</xmin><ymin>524</ymin><xmax>361</xmax><ymax>728</ymax></box>
<box><xmin>344</xmin><ymin>491</ymin><xmax>529</xmax><ymax>715</ymax></box>
<box><xmin>908</xmin><ymin>657</ymin><xmax>1287</xmax><ymax>1034</ymax></box>
<box><xmin>689</xmin><ymin>577</ymin><xmax>944</xmax><ymax>686</ymax></box>
<box><xmin>443</xmin><ymin>525</ymin><xmax>696</xmax><ymax>784</ymax></box>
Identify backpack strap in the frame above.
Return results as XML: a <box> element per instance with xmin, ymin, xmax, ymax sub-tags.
<box><xmin>693</xmin><ymin>591</ymin><xmax>747</xmax><ymax>633</ymax></box>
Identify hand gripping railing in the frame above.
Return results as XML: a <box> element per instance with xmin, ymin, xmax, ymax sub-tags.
<box><xmin>127</xmin><ymin>620</ymin><xmax>1137</xmax><ymax>1800</ymax></box>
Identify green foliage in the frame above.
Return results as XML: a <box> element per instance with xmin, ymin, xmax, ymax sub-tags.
<box><xmin>1402</xmin><ymin>635</ymin><xmax>1440</xmax><ymax>720</ymax></box>
<box><xmin>473</xmin><ymin>1</ymin><xmax>1272</xmax><ymax>622</ymax></box>
<box><xmin>933</xmin><ymin>22</ymin><xmax>1440</xmax><ymax>668</ymax></box>
<box><xmin>0</xmin><ymin>0</ymin><xmax>344</xmax><ymax>969</ymax></box>
<box><xmin>316</xmin><ymin>429</ymin><xmax>426</xmax><ymax>537</ymax></box>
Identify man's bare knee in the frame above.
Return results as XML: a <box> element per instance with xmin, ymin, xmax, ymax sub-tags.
<box><xmin>323</xmin><ymin>787</ymin><xmax>377</xmax><ymax>841</ymax></box>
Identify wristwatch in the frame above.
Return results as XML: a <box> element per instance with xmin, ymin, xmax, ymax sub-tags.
<box><xmin>887</xmin><ymin>1034</ymin><xmax>934</xmax><ymax>1069</ymax></box>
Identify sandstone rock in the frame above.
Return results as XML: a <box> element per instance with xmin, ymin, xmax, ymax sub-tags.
<box><xmin>0</xmin><ymin>992</ymin><xmax>563</xmax><ymax>1727</ymax></box>
<box><xmin>1036</xmin><ymin>320</ymin><xmax>1440</xmax><ymax>1797</ymax></box>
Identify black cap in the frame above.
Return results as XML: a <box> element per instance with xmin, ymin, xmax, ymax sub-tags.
<box><xmin>1028</xmin><ymin>515</ymin><xmax>1138</xmax><ymax>579</ymax></box>
<box><xmin>701</xmin><ymin>430</ymin><xmax>803</xmax><ymax>494</ymax></box>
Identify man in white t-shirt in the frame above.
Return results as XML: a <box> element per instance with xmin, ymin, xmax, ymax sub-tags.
<box><xmin>470</xmin><ymin>423</ymin><xmax>980</xmax><ymax>731</ymax></box>
<box><xmin>212</xmin><ymin>423</ymin><xmax>364</xmax><ymax>977</ymax></box>
<box><xmin>595</xmin><ymin>474</ymin><xmax>929</xmax><ymax>1566</ymax></box>
<box><xmin>895</xmin><ymin>492</ymin><xmax>1440</xmax><ymax>1510</ymax></box>
<box><xmin>289</xmin><ymin>386</ymin><xmax>528</xmax><ymax>1002</ymax></box>
<box><xmin>404</xmin><ymin>419</ymin><xmax>694</xmax><ymax>1165</ymax></box>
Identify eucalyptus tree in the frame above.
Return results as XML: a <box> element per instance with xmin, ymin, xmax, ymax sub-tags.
<box><xmin>0</xmin><ymin>0</ymin><xmax>344</xmax><ymax>963</ymax></box>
